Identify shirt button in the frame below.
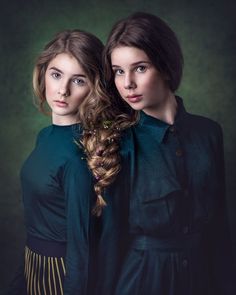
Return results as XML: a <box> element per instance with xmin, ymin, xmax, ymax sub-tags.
<box><xmin>182</xmin><ymin>226</ymin><xmax>189</xmax><ymax>234</ymax></box>
<box><xmin>175</xmin><ymin>149</ymin><xmax>183</xmax><ymax>157</ymax></box>
<box><xmin>182</xmin><ymin>259</ymin><xmax>188</xmax><ymax>268</ymax></box>
<box><xmin>169</xmin><ymin>126</ymin><xmax>176</xmax><ymax>133</ymax></box>
<box><xmin>183</xmin><ymin>188</ymin><xmax>189</xmax><ymax>197</ymax></box>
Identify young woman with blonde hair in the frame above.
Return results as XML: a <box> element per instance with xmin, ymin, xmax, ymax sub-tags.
<box><xmin>8</xmin><ymin>29</ymin><xmax>128</xmax><ymax>295</ymax></box>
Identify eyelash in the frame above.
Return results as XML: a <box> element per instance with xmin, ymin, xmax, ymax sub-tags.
<box><xmin>51</xmin><ymin>72</ymin><xmax>61</xmax><ymax>79</ymax></box>
<box><xmin>136</xmin><ymin>65</ymin><xmax>147</xmax><ymax>73</ymax></box>
<box><xmin>73</xmin><ymin>78</ymin><xmax>86</xmax><ymax>86</ymax></box>
<box><xmin>50</xmin><ymin>72</ymin><xmax>86</xmax><ymax>86</ymax></box>
<box><xmin>114</xmin><ymin>69</ymin><xmax>124</xmax><ymax>76</ymax></box>
<box><xmin>113</xmin><ymin>65</ymin><xmax>147</xmax><ymax>76</ymax></box>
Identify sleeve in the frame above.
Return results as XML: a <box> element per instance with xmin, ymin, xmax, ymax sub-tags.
<box><xmin>7</xmin><ymin>129</ymin><xmax>46</xmax><ymax>294</ymax></box>
<box><xmin>92</xmin><ymin>130</ymin><xmax>132</xmax><ymax>295</ymax></box>
<box><xmin>62</xmin><ymin>155</ymin><xmax>95</xmax><ymax>295</ymax></box>
<box><xmin>206</xmin><ymin>123</ymin><xmax>236</xmax><ymax>294</ymax></box>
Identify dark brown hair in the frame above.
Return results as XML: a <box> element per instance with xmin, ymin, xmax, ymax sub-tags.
<box><xmin>104</xmin><ymin>12</ymin><xmax>184</xmax><ymax>94</ymax></box>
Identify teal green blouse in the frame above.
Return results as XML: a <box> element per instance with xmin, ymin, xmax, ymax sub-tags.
<box><xmin>95</xmin><ymin>97</ymin><xmax>236</xmax><ymax>295</ymax></box>
<box><xmin>20</xmin><ymin>124</ymin><xmax>94</xmax><ymax>294</ymax></box>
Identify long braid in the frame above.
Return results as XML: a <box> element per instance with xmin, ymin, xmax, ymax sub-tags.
<box><xmin>81</xmin><ymin>113</ymin><xmax>136</xmax><ymax>216</ymax></box>
<box><xmin>83</xmin><ymin>124</ymin><xmax>121</xmax><ymax>215</ymax></box>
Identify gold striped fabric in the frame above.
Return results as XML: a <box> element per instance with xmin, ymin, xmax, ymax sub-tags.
<box><xmin>24</xmin><ymin>246</ymin><xmax>66</xmax><ymax>295</ymax></box>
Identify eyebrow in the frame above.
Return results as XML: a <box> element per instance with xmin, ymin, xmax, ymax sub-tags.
<box><xmin>48</xmin><ymin>66</ymin><xmax>86</xmax><ymax>77</ymax></box>
<box><xmin>112</xmin><ymin>61</ymin><xmax>151</xmax><ymax>68</ymax></box>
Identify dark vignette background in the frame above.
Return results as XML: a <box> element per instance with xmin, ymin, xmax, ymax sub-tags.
<box><xmin>0</xmin><ymin>0</ymin><xmax>236</xmax><ymax>292</ymax></box>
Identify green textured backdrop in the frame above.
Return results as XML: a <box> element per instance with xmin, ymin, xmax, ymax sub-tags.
<box><xmin>1</xmin><ymin>0</ymin><xmax>236</xmax><ymax>292</ymax></box>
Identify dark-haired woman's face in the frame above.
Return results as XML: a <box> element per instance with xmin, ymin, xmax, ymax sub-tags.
<box><xmin>111</xmin><ymin>46</ymin><xmax>172</xmax><ymax>118</ymax></box>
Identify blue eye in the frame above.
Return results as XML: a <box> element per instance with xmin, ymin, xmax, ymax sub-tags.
<box><xmin>73</xmin><ymin>78</ymin><xmax>86</xmax><ymax>85</ymax></box>
<box><xmin>51</xmin><ymin>72</ymin><xmax>61</xmax><ymax>79</ymax></box>
<box><xmin>136</xmin><ymin>66</ymin><xmax>147</xmax><ymax>73</ymax></box>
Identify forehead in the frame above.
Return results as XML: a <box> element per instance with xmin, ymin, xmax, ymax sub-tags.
<box><xmin>47</xmin><ymin>53</ymin><xmax>85</xmax><ymax>74</ymax></box>
<box><xmin>111</xmin><ymin>46</ymin><xmax>150</xmax><ymax>66</ymax></box>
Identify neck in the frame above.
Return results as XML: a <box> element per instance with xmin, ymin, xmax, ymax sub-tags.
<box><xmin>52</xmin><ymin>114</ymin><xmax>80</xmax><ymax>126</ymax></box>
<box><xmin>144</xmin><ymin>92</ymin><xmax>177</xmax><ymax>125</ymax></box>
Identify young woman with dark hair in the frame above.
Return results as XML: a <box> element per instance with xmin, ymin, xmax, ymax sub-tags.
<box><xmin>99</xmin><ymin>12</ymin><xmax>236</xmax><ymax>295</ymax></box>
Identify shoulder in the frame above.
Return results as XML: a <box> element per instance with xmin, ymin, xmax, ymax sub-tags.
<box><xmin>185</xmin><ymin>112</ymin><xmax>223</xmax><ymax>137</ymax></box>
<box><xmin>37</xmin><ymin>124</ymin><xmax>85</xmax><ymax>159</ymax></box>
<box><xmin>176</xmin><ymin>95</ymin><xmax>222</xmax><ymax>137</ymax></box>
<box><xmin>119</xmin><ymin>128</ymin><xmax>134</xmax><ymax>155</ymax></box>
<box><xmin>35</xmin><ymin>125</ymin><xmax>53</xmax><ymax>144</ymax></box>
<box><xmin>183</xmin><ymin>113</ymin><xmax>224</xmax><ymax>154</ymax></box>
<box><xmin>63</xmin><ymin>154</ymin><xmax>92</xmax><ymax>189</ymax></box>
<box><xmin>120</xmin><ymin>127</ymin><xmax>132</xmax><ymax>141</ymax></box>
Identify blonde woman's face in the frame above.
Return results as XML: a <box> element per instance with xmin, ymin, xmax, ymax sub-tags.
<box><xmin>45</xmin><ymin>53</ymin><xmax>91</xmax><ymax>125</ymax></box>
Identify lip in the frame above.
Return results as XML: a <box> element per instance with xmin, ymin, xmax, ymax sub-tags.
<box><xmin>126</xmin><ymin>94</ymin><xmax>142</xmax><ymax>103</ymax></box>
<box><xmin>54</xmin><ymin>100</ymin><xmax>68</xmax><ymax>107</ymax></box>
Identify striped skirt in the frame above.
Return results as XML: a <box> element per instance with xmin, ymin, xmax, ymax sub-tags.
<box><xmin>24</xmin><ymin>236</ymin><xmax>66</xmax><ymax>295</ymax></box>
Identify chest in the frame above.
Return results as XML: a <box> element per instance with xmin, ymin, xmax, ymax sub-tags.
<box><xmin>128</xmin><ymin>127</ymin><xmax>220</xmax><ymax>234</ymax></box>
<box><xmin>20</xmin><ymin>142</ymin><xmax>71</xmax><ymax>204</ymax></box>
<box><xmin>131</xmin><ymin>128</ymin><xmax>215</xmax><ymax>190</ymax></box>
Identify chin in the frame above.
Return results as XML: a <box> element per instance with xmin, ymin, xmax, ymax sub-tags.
<box><xmin>54</xmin><ymin>111</ymin><xmax>70</xmax><ymax>116</ymax></box>
<box><xmin>128</xmin><ymin>105</ymin><xmax>144</xmax><ymax>111</ymax></box>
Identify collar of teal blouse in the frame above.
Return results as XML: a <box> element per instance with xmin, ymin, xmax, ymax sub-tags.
<box><xmin>138</xmin><ymin>96</ymin><xmax>187</xmax><ymax>143</ymax></box>
<box><xmin>51</xmin><ymin>123</ymin><xmax>82</xmax><ymax>142</ymax></box>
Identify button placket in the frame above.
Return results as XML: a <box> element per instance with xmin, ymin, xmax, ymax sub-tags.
<box><xmin>182</xmin><ymin>258</ymin><xmax>188</xmax><ymax>268</ymax></box>
<box><xmin>176</xmin><ymin>148</ymin><xmax>183</xmax><ymax>157</ymax></box>
<box><xmin>182</xmin><ymin>225</ymin><xmax>189</xmax><ymax>234</ymax></box>
<box><xmin>183</xmin><ymin>188</ymin><xmax>189</xmax><ymax>197</ymax></box>
<box><xmin>169</xmin><ymin>126</ymin><xmax>176</xmax><ymax>133</ymax></box>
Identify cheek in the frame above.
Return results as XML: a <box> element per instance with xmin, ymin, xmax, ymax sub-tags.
<box><xmin>140</xmin><ymin>75</ymin><xmax>155</xmax><ymax>89</ymax></box>
<box><xmin>73</xmin><ymin>88</ymin><xmax>90</xmax><ymax>104</ymax></box>
<box><xmin>114</xmin><ymin>78</ymin><xmax>123</xmax><ymax>93</ymax></box>
<box><xmin>45</xmin><ymin>78</ymin><xmax>56</xmax><ymax>98</ymax></box>
<box><xmin>149</xmin><ymin>73</ymin><xmax>166</xmax><ymax>90</ymax></box>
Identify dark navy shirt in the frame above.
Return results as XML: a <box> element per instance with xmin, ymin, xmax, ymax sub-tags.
<box><xmin>96</xmin><ymin>97</ymin><xmax>236</xmax><ymax>295</ymax></box>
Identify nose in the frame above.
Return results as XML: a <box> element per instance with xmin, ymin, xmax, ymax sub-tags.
<box><xmin>58</xmin><ymin>81</ymin><xmax>70</xmax><ymax>98</ymax></box>
<box><xmin>124</xmin><ymin>73</ymin><xmax>136</xmax><ymax>90</ymax></box>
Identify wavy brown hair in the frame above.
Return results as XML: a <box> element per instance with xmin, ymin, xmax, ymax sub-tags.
<box><xmin>33</xmin><ymin>29</ymin><xmax>104</xmax><ymax>114</ymax></box>
<box><xmin>33</xmin><ymin>29</ymin><xmax>134</xmax><ymax>215</ymax></box>
<box><xmin>79</xmin><ymin>72</ymin><xmax>135</xmax><ymax>216</ymax></box>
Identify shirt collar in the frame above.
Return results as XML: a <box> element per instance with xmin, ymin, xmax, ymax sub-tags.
<box><xmin>138</xmin><ymin>96</ymin><xmax>187</xmax><ymax>143</ymax></box>
<box><xmin>138</xmin><ymin>111</ymin><xmax>170</xmax><ymax>143</ymax></box>
<box><xmin>174</xmin><ymin>96</ymin><xmax>188</xmax><ymax>126</ymax></box>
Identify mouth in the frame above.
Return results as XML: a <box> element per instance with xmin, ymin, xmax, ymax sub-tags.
<box><xmin>126</xmin><ymin>94</ymin><xmax>142</xmax><ymax>103</ymax></box>
<box><xmin>54</xmin><ymin>100</ymin><xmax>68</xmax><ymax>107</ymax></box>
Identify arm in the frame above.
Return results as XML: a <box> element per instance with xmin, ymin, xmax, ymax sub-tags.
<box><xmin>206</xmin><ymin>124</ymin><xmax>236</xmax><ymax>294</ymax></box>
<box><xmin>7</xmin><ymin>130</ymin><xmax>45</xmax><ymax>295</ymax></box>
<box><xmin>63</xmin><ymin>156</ymin><xmax>95</xmax><ymax>295</ymax></box>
